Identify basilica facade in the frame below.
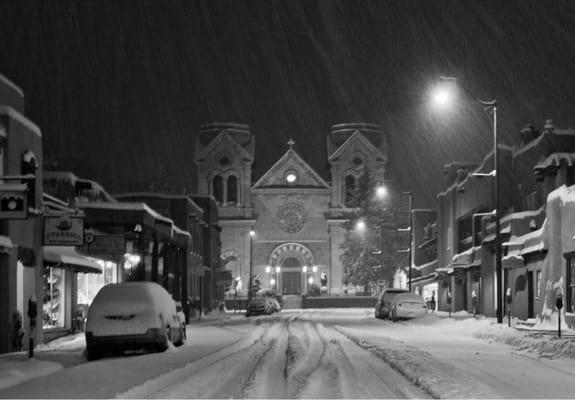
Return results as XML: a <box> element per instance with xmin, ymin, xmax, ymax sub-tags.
<box><xmin>194</xmin><ymin>122</ymin><xmax>389</xmax><ymax>296</ymax></box>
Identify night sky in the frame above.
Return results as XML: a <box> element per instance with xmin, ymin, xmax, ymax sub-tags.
<box><xmin>1</xmin><ymin>0</ymin><xmax>574</xmax><ymax>208</ymax></box>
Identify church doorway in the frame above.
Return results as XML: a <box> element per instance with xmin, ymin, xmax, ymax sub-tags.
<box><xmin>282</xmin><ymin>257</ymin><xmax>302</xmax><ymax>295</ymax></box>
<box><xmin>282</xmin><ymin>272</ymin><xmax>301</xmax><ymax>295</ymax></box>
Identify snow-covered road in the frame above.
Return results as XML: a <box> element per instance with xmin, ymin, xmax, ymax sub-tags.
<box><xmin>119</xmin><ymin>316</ymin><xmax>429</xmax><ymax>399</ymax></box>
<box><xmin>3</xmin><ymin>309</ymin><xmax>575</xmax><ymax>399</ymax></box>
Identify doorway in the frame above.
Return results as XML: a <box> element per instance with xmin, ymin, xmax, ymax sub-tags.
<box><xmin>282</xmin><ymin>271</ymin><xmax>301</xmax><ymax>295</ymax></box>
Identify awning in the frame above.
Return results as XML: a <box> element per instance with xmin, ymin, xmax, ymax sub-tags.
<box><xmin>43</xmin><ymin>246</ymin><xmax>102</xmax><ymax>274</ymax></box>
<box><xmin>0</xmin><ymin>235</ymin><xmax>14</xmax><ymax>253</ymax></box>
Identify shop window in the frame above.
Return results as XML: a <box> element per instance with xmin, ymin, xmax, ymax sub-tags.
<box><xmin>344</xmin><ymin>175</ymin><xmax>356</xmax><ymax>207</ymax></box>
<box><xmin>227</xmin><ymin>175</ymin><xmax>238</xmax><ymax>203</ymax></box>
<box><xmin>212</xmin><ymin>175</ymin><xmax>223</xmax><ymax>203</ymax></box>
<box><xmin>43</xmin><ymin>266</ymin><xmax>65</xmax><ymax>329</ymax></box>
<box><xmin>568</xmin><ymin>258</ymin><xmax>575</xmax><ymax>312</ymax></box>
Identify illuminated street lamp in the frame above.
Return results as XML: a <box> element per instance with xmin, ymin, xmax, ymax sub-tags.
<box><xmin>432</xmin><ymin>76</ymin><xmax>502</xmax><ymax>323</ymax></box>
<box><xmin>397</xmin><ymin>191</ymin><xmax>413</xmax><ymax>292</ymax></box>
<box><xmin>376</xmin><ymin>181</ymin><xmax>413</xmax><ymax>291</ymax></box>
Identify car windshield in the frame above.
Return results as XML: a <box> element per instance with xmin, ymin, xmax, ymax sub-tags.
<box><xmin>394</xmin><ymin>294</ymin><xmax>424</xmax><ymax>304</ymax></box>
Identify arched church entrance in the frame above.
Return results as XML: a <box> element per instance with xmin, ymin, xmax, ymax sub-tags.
<box><xmin>269</xmin><ymin>243</ymin><xmax>314</xmax><ymax>296</ymax></box>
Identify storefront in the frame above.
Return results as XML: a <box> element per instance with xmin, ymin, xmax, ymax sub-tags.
<box><xmin>42</xmin><ymin>246</ymin><xmax>102</xmax><ymax>341</ymax></box>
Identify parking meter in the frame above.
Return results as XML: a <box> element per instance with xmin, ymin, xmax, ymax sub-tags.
<box><xmin>506</xmin><ymin>288</ymin><xmax>512</xmax><ymax>304</ymax></box>
<box><xmin>556</xmin><ymin>293</ymin><xmax>563</xmax><ymax>310</ymax></box>
<box><xmin>556</xmin><ymin>292</ymin><xmax>564</xmax><ymax>338</ymax></box>
<box><xmin>27</xmin><ymin>294</ymin><xmax>37</xmax><ymax>358</ymax></box>
<box><xmin>27</xmin><ymin>294</ymin><xmax>37</xmax><ymax>327</ymax></box>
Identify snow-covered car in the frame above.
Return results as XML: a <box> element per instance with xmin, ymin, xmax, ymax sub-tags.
<box><xmin>85</xmin><ymin>282</ymin><xmax>185</xmax><ymax>360</ymax></box>
<box><xmin>375</xmin><ymin>288</ymin><xmax>408</xmax><ymax>319</ymax></box>
<box><xmin>388</xmin><ymin>293</ymin><xmax>428</xmax><ymax>321</ymax></box>
<box><xmin>246</xmin><ymin>296</ymin><xmax>275</xmax><ymax>316</ymax></box>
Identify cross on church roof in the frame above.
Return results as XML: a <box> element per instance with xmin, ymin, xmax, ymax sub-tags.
<box><xmin>287</xmin><ymin>138</ymin><xmax>295</xmax><ymax>150</ymax></box>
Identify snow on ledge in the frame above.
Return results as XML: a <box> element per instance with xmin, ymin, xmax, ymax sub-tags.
<box><xmin>0</xmin><ymin>106</ymin><xmax>41</xmax><ymax>136</ymax></box>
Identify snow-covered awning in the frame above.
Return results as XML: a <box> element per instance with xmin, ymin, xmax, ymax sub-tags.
<box><xmin>0</xmin><ymin>235</ymin><xmax>14</xmax><ymax>254</ymax></box>
<box><xmin>502</xmin><ymin>253</ymin><xmax>524</xmax><ymax>269</ymax></box>
<box><xmin>411</xmin><ymin>272</ymin><xmax>438</xmax><ymax>285</ymax></box>
<box><xmin>436</xmin><ymin>266</ymin><xmax>455</xmax><ymax>275</ymax></box>
<box><xmin>80</xmin><ymin>202</ymin><xmax>174</xmax><ymax>237</ymax></box>
<box><xmin>43</xmin><ymin>246</ymin><xmax>102</xmax><ymax>274</ymax></box>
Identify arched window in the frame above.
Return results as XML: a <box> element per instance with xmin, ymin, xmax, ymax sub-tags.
<box><xmin>227</xmin><ymin>175</ymin><xmax>238</xmax><ymax>204</ymax></box>
<box><xmin>213</xmin><ymin>175</ymin><xmax>223</xmax><ymax>203</ymax></box>
<box><xmin>344</xmin><ymin>175</ymin><xmax>356</xmax><ymax>206</ymax></box>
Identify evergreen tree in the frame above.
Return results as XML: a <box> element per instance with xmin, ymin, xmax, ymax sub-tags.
<box><xmin>340</xmin><ymin>168</ymin><xmax>410</xmax><ymax>292</ymax></box>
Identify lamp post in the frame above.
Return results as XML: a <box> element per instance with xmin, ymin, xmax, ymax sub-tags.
<box><xmin>397</xmin><ymin>191</ymin><xmax>413</xmax><ymax>292</ymax></box>
<box><xmin>432</xmin><ymin>76</ymin><xmax>502</xmax><ymax>323</ymax></box>
<box><xmin>248</xmin><ymin>229</ymin><xmax>255</xmax><ymax>304</ymax></box>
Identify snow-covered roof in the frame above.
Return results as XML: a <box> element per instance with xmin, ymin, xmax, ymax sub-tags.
<box><xmin>79</xmin><ymin>202</ymin><xmax>174</xmax><ymax>225</ymax></box>
<box><xmin>0</xmin><ymin>73</ymin><xmax>23</xmax><ymax>97</ymax></box>
<box><xmin>534</xmin><ymin>153</ymin><xmax>575</xmax><ymax>171</ymax></box>
<box><xmin>413</xmin><ymin>258</ymin><xmax>438</xmax><ymax>271</ymax></box>
<box><xmin>0</xmin><ymin>106</ymin><xmax>41</xmax><ymax>137</ymax></box>
<box><xmin>500</xmin><ymin>206</ymin><xmax>546</xmax><ymax>224</ymax></box>
<box><xmin>44</xmin><ymin>171</ymin><xmax>117</xmax><ymax>203</ymax></box>
<box><xmin>514</xmin><ymin>121</ymin><xmax>575</xmax><ymax>157</ymax></box>
<box><xmin>172</xmin><ymin>224</ymin><xmax>191</xmax><ymax>238</ymax></box>
<box><xmin>548</xmin><ymin>184</ymin><xmax>575</xmax><ymax>205</ymax></box>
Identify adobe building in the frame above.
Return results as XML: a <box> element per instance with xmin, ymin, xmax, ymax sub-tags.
<box><xmin>0</xmin><ymin>73</ymin><xmax>44</xmax><ymax>353</ymax></box>
<box><xmin>194</xmin><ymin>122</ymin><xmax>389</xmax><ymax>299</ymax></box>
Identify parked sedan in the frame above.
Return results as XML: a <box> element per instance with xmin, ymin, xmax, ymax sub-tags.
<box><xmin>388</xmin><ymin>293</ymin><xmax>428</xmax><ymax>322</ymax></box>
<box><xmin>85</xmin><ymin>282</ymin><xmax>185</xmax><ymax>360</ymax></box>
<box><xmin>375</xmin><ymin>288</ymin><xmax>408</xmax><ymax>319</ymax></box>
<box><xmin>246</xmin><ymin>296</ymin><xmax>275</xmax><ymax>316</ymax></box>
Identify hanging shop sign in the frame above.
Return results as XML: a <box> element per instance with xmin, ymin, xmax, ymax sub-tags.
<box><xmin>80</xmin><ymin>234</ymin><xmax>125</xmax><ymax>256</ymax></box>
<box><xmin>0</xmin><ymin>183</ymin><xmax>28</xmax><ymax>219</ymax></box>
<box><xmin>43</xmin><ymin>216</ymin><xmax>84</xmax><ymax>246</ymax></box>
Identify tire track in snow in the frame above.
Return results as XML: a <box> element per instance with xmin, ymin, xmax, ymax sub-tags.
<box><xmin>119</xmin><ymin>316</ymin><xmax>430</xmax><ymax>399</ymax></box>
<box><xmin>317</xmin><ymin>324</ymin><xmax>428</xmax><ymax>399</ymax></box>
<box><xmin>116</xmin><ymin>323</ymin><xmax>271</xmax><ymax>399</ymax></box>
<box><xmin>284</xmin><ymin>319</ymin><xmax>328</xmax><ymax>398</ymax></box>
<box><xmin>241</xmin><ymin>321</ymin><xmax>290</xmax><ymax>399</ymax></box>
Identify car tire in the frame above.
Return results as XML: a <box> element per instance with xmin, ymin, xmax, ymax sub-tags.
<box><xmin>86</xmin><ymin>347</ymin><xmax>102</xmax><ymax>361</ymax></box>
<box><xmin>157</xmin><ymin>326</ymin><xmax>171</xmax><ymax>352</ymax></box>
